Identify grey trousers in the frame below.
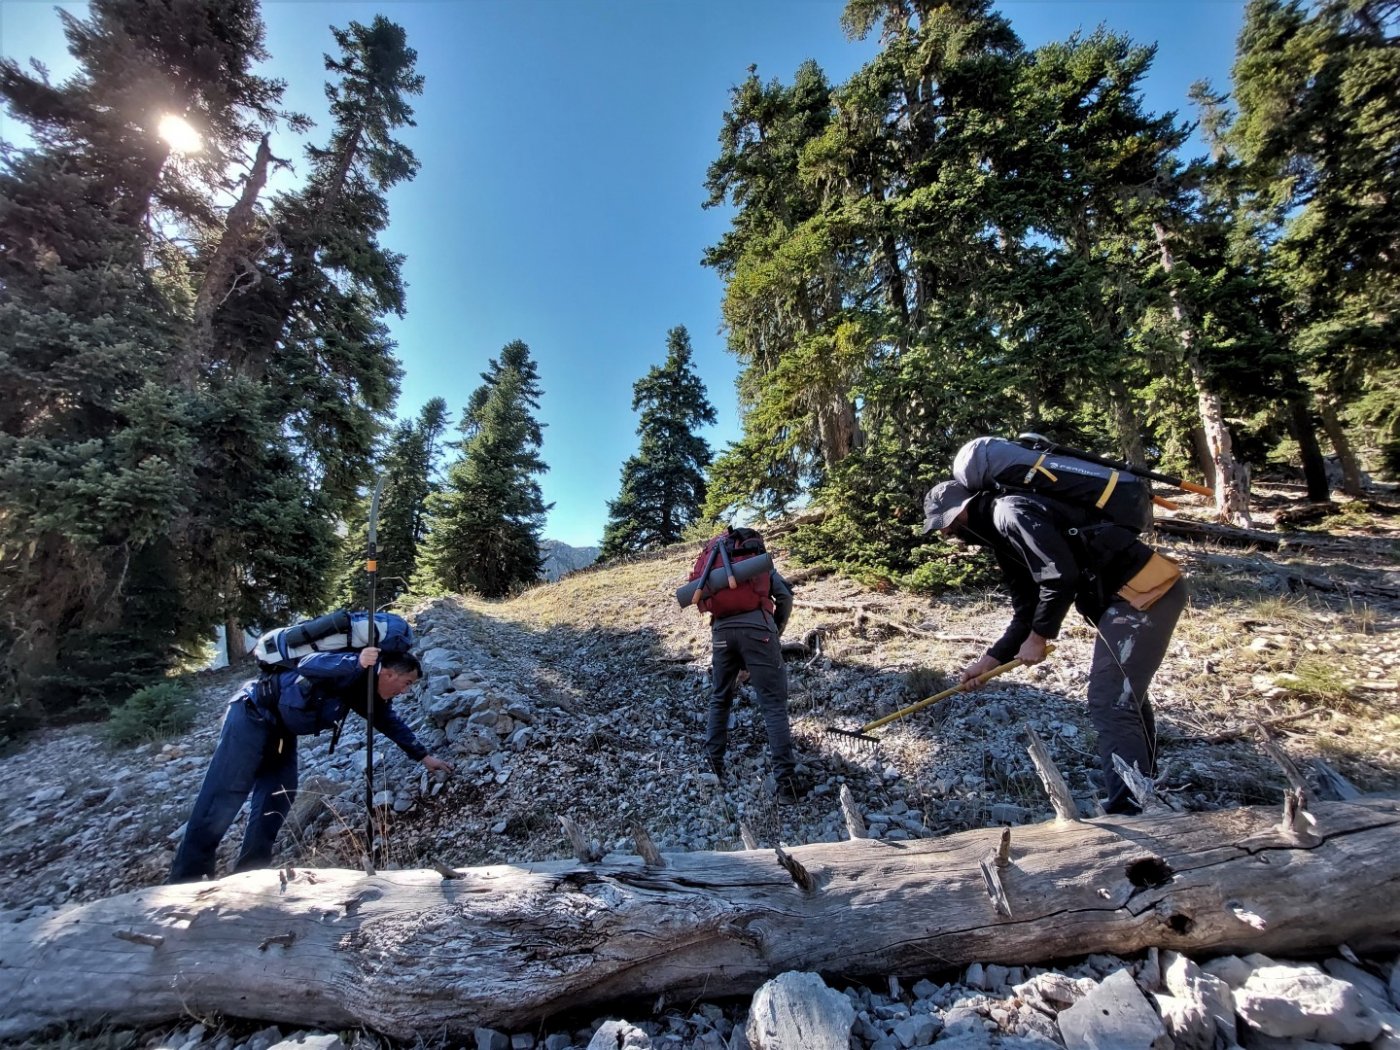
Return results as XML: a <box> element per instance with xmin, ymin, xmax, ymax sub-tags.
<box><xmin>1086</xmin><ymin>579</ymin><xmax>1188</xmax><ymax>814</ymax></box>
<box><xmin>707</xmin><ymin>625</ymin><xmax>796</xmax><ymax>779</ymax></box>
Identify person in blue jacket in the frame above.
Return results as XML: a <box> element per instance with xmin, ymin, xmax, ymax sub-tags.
<box><xmin>169</xmin><ymin>647</ymin><xmax>453</xmax><ymax>882</ymax></box>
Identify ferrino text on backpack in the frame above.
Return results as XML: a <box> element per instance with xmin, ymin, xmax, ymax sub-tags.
<box><xmin>953</xmin><ymin>435</ymin><xmax>1155</xmax><ymax>533</ymax></box>
<box><xmin>251</xmin><ymin>610</ymin><xmax>415</xmax><ymax>673</ymax></box>
<box><xmin>684</xmin><ymin>528</ymin><xmax>775</xmax><ymax>619</ymax></box>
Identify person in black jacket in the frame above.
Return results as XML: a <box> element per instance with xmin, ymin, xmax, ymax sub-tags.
<box><xmin>922</xmin><ymin>480</ymin><xmax>1187</xmax><ymax>814</ymax></box>
<box><xmin>169</xmin><ymin>648</ymin><xmax>453</xmax><ymax>882</ymax></box>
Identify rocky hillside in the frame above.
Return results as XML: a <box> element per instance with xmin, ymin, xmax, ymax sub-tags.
<box><xmin>2</xmin><ymin>486</ymin><xmax>1398</xmax><ymax>1048</ymax></box>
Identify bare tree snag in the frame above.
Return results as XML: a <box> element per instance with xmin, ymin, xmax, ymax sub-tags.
<box><xmin>739</xmin><ymin>821</ymin><xmax>759</xmax><ymax>851</ymax></box>
<box><xmin>1111</xmin><ymin>754</ymin><xmax>1169</xmax><ymax>814</ymax></box>
<box><xmin>1153</xmin><ymin>221</ymin><xmax>1252</xmax><ymax>527</ymax></box>
<box><xmin>3</xmin><ymin>799</ymin><xmax>1399</xmax><ymax>1040</ymax></box>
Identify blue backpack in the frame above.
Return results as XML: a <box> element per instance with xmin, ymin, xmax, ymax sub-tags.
<box><xmin>252</xmin><ymin>610</ymin><xmax>415</xmax><ymax>673</ymax></box>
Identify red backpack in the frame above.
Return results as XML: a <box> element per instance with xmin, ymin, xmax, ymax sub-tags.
<box><xmin>688</xmin><ymin>528</ymin><xmax>775</xmax><ymax>619</ymax></box>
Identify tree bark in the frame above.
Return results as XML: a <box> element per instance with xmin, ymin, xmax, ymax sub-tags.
<box><xmin>190</xmin><ymin>134</ymin><xmax>274</xmax><ymax>369</ymax></box>
<box><xmin>1152</xmin><ymin>223</ymin><xmax>1252</xmax><ymax>526</ymax></box>
<box><xmin>3</xmin><ymin>798</ymin><xmax>1398</xmax><ymax>1041</ymax></box>
<box><xmin>1105</xmin><ymin>375</ymin><xmax>1148</xmax><ymax>468</ymax></box>
<box><xmin>1284</xmin><ymin>390</ymin><xmax>1332</xmax><ymax>503</ymax></box>
<box><xmin>1317</xmin><ymin>396</ymin><xmax>1364</xmax><ymax>497</ymax></box>
<box><xmin>1190</xmin><ymin>426</ymin><xmax>1217</xmax><ymax>490</ymax></box>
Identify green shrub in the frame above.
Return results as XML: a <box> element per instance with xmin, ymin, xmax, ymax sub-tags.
<box><xmin>105</xmin><ymin>681</ymin><xmax>196</xmax><ymax>747</ymax></box>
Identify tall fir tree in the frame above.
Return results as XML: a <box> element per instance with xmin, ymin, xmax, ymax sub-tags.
<box><xmin>1227</xmin><ymin>0</ymin><xmax>1400</xmax><ymax>493</ymax></box>
<box><xmin>334</xmin><ymin>397</ymin><xmax>450</xmax><ymax>608</ymax></box>
<box><xmin>416</xmin><ymin>343</ymin><xmax>550</xmax><ymax>598</ymax></box>
<box><xmin>195</xmin><ymin>15</ymin><xmax>423</xmax><ymax>642</ymax></box>
<box><xmin>0</xmin><ymin>0</ymin><xmax>285</xmax><ymax>712</ymax></box>
<box><xmin>601</xmin><ymin>327</ymin><xmax>716</xmax><ymax>558</ymax></box>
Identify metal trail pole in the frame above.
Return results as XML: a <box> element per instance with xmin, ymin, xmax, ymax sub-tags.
<box><xmin>364</xmin><ymin>478</ymin><xmax>385</xmax><ymax>866</ymax></box>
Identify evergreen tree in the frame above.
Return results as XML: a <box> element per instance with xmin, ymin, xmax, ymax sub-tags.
<box><xmin>196</xmin><ymin>15</ymin><xmax>423</xmax><ymax>637</ymax></box>
<box><xmin>1228</xmin><ymin>0</ymin><xmax>1399</xmax><ymax>491</ymax></box>
<box><xmin>600</xmin><ymin>327</ymin><xmax>716</xmax><ymax>558</ymax></box>
<box><xmin>416</xmin><ymin>343</ymin><xmax>550</xmax><ymax>598</ymax></box>
<box><xmin>0</xmin><ymin>0</ymin><xmax>285</xmax><ymax>711</ymax></box>
<box><xmin>334</xmin><ymin>397</ymin><xmax>449</xmax><ymax>608</ymax></box>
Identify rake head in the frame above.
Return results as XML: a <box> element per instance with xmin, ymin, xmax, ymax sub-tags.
<box><xmin>824</xmin><ymin>724</ymin><xmax>881</xmax><ymax>750</ymax></box>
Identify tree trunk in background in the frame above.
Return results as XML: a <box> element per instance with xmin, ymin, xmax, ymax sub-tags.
<box><xmin>1318</xmin><ymin>397</ymin><xmax>1364</xmax><ymax>496</ymax></box>
<box><xmin>817</xmin><ymin>394</ymin><xmax>859</xmax><ymax>470</ymax></box>
<box><xmin>1190</xmin><ymin>427</ymin><xmax>1217</xmax><ymax>489</ymax></box>
<box><xmin>190</xmin><ymin>134</ymin><xmax>273</xmax><ymax>370</ymax></box>
<box><xmin>1285</xmin><ymin>391</ymin><xmax>1331</xmax><ymax>503</ymax></box>
<box><xmin>224</xmin><ymin>616</ymin><xmax>246</xmax><ymax>667</ymax></box>
<box><xmin>1153</xmin><ymin>223</ymin><xmax>1252</xmax><ymax>526</ymax></box>
<box><xmin>3</xmin><ymin>799</ymin><xmax>1398</xmax><ymax>1041</ymax></box>
<box><xmin>1106</xmin><ymin>376</ymin><xmax>1147</xmax><ymax>468</ymax></box>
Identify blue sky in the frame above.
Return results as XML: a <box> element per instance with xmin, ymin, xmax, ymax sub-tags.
<box><xmin>1</xmin><ymin>0</ymin><xmax>1243</xmax><ymax>547</ymax></box>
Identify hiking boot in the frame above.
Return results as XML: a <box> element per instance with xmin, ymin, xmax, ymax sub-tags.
<box><xmin>773</xmin><ymin>773</ymin><xmax>811</xmax><ymax>805</ymax></box>
<box><xmin>707</xmin><ymin>755</ymin><xmax>726</xmax><ymax>780</ymax></box>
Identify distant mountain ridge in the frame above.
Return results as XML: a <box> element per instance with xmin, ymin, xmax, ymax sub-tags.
<box><xmin>539</xmin><ymin>539</ymin><xmax>599</xmax><ymax>581</ymax></box>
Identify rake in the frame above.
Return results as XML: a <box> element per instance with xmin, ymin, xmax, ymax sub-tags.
<box><xmin>825</xmin><ymin>647</ymin><xmax>1054</xmax><ymax>749</ymax></box>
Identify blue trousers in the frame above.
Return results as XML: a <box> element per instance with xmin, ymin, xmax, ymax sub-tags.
<box><xmin>169</xmin><ymin>694</ymin><xmax>298</xmax><ymax>882</ymax></box>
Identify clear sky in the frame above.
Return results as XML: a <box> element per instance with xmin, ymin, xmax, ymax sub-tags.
<box><xmin>1</xmin><ymin>0</ymin><xmax>1244</xmax><ymax>547</ymax></box>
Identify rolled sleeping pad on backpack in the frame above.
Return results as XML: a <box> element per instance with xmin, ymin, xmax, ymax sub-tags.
<box><xmin>280</xmin><ymin>610</ymin><xmax>353</xmax><ymax>649</ymax></box>
<box><xmin>674</xmin><ymin>552</ymin><xmax>774</xmax><ymax>608</ymax></box>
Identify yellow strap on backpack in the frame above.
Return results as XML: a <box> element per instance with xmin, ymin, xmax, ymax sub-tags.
<box><xmin>1022</xmin><ymin>452</ymin><xmax>1059</xmax><ymax>485</ymax></box>
<box><xmin>1118</xmin><ymin>551</ymin><xmax>1182</xmax><ymax>611</ymax></box>
<box><xmin>1096</xmin><ymin>470</ymin><xmax>1120</xmax><ymax>509</ymax></box>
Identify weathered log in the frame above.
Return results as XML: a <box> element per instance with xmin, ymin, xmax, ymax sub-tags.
<box><xmin>3</xmin><ymin>798</ymin><xmax>1399</xmax><ymax>1041</ymax></box>
<box><xmin>1154</xmin><ymin>518</ymin><xmax>1297</xmax><ymax>550</ymax></box>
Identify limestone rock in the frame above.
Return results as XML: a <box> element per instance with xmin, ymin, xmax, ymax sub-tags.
<box><xmin>746</xmin><ymin>971</ymin><xmax>854</xmax><ymax>1050</ymax></box>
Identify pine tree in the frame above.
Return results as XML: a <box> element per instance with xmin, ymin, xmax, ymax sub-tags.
<box><xmin>600</xmin><ymin>327</ymin><xmax>716</xmax><ymax>558</ymax></box>
<box><xmin>0</xmin><ymin>0</ymin><xmax>284</xmax><ymax>712</ymax></box>
<box><xmin>195</xmin><ymin>15</ymin><xmax>423</xmax><ymax>637</ymax></box>
<box><xmin>416</xmin><ymin>343</ymin><xmax>550</xmax><ymax>598</ymax></box>
<box><xmin>1228</xmin><ymin>0</ymin><xmax>1399</xmax><ymax>491</ymax></box>
<box><xmin>334</xmin><ymin>397</ymin><xmax>449</xmax><ymax>608</ymax></box>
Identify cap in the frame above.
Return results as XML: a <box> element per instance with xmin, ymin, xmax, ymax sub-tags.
<box><xmin>921</xmin><ymin>480</ymin><xmax>975</xmax><ymax>534</ymax></box>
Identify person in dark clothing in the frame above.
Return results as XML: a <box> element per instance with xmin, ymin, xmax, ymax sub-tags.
<box><xmin>704</xmin><ymin>551</ymin><xmax>803</xmax><ymax>802</ymax></box>
<box><xmin>922</xmin><ymin>480</ymin><xmax>1187</xmax><ymax>815</ymax></box>
<box><xmin>169</xmin><ymin>648</ymin><xmax>453</xmax><ymax>882</ymax></box>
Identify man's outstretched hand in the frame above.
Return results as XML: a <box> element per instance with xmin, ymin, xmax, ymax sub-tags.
<box><xmin>422</xmin><ymin>754</ymin><xmax>454</xmax><ymax>776</ymax></box>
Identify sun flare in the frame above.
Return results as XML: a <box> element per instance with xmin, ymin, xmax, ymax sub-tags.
<box><xmin>157</xmin><ymin>113</ymin><xmax>202</xmax><ymax>155</ymax></box>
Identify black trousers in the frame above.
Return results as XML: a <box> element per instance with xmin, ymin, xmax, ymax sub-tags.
<box><xmin>1086</xmin><ymin>579</ymin><xmax>1188</xmax><ymax>814</ymax></box>
<box><xmin>706</xmin><ymin>625</ymin><xmax>795</xmax><ymax>779</ymax></box>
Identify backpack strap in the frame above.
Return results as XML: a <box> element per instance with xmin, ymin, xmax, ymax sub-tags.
<box><xmin>1022</xmin><ymin>452</ymin><xmax>1059</xmax><ymax>484</ymax></box>
<box><xmin>1096</xmin><ymin>470</ymin><xmax>1121</xmax><ymax>510</ymax></box>
<box><xmin>716</xmin><ymin>537</ymin><xmax>738</xmax><ymax>590</ymax></box>
<box><xmin>693</xmin><ymin>541</ymin><xmax>724</xmax><ymax>604</ymax></box>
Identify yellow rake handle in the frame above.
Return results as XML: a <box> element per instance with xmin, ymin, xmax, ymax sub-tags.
<box><xmin>856</xmin><ymin>645</ymin><xmax>1055</xmax><ymax>735</ymax></box>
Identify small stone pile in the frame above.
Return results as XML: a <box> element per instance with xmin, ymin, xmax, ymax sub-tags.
<box><xmin>103</xmin><ymin>947</ymin><xmax>1400</xmax><ymax>1050</ymax></box>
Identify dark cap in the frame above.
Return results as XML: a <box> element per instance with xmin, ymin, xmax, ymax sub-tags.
<box><xmin>921</xmin><ymin>480</ymin><xmax>975</xmax><ymax>534</ymax></box>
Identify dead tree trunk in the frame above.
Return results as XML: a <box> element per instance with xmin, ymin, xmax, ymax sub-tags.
<box><xmin>2</xmin><ymin>798</ymin><xmax>1398</xmax><ymax>1041</ymax></box>
<box><xmin>1152</xmin><ymin>222</ymin><xmax>1252</xmax><ymax>527</ymax></box>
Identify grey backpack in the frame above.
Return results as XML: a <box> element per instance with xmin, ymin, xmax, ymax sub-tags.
<box><xmin>953</xmin><ymin>436</ymin><xmax>1154</xmax><ymax>533</ymax></box>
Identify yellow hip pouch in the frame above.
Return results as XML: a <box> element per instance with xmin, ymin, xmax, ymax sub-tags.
<box><xmin>1118</xmin><ymin>551</ymin><xmax>1182</xmax><ymax>611</ymax></box>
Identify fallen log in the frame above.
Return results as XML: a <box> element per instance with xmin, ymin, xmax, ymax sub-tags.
<box><xmin>1155</xmin><ymin>517</ymin><xmax>1312</xmax><ymax>551</ymax></box>
<box><xmin>3</xmin><ymin>798</ymin><xmax>1398</xmax><ymax>1041</ymax></box>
